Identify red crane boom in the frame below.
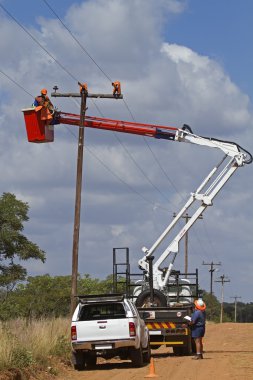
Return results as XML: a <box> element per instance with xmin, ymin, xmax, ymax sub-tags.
<box><xmin>22</xmin><ymin>108</ymin><xmax>178</xmax><ymax>143</ymax></box>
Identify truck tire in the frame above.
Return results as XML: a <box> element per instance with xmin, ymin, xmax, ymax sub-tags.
<box><xmin>142</xmin><ymin>344</ymin><xmax>151</xmax><ymax>363</ymax></box>
<box><xmin>173</xmin><ymin>346</ymin><xmax>183</xmax><ymax>356</ymax></box>
<box><xmin>72</xmin><ymin>351</ymin><xmax>85</xmax><ymax>371</ymax></box>
<box><xmin>173</xmin><ymin>336</ymin><xmax>191</xmax><ymax>356</ymax></box>
<box><xmin>130</xmin><ymin>347</ymin><xmax>144</xmax><ymax>367</ymax></box>
<box><xmin>135</xmin><ymin>289</ymin><xmax>167</xmax><ymax>308</ymax></box>
<box><xmin>85</xmin><ymin>354</ymin><xmax>97</xmax><ymax>369</ymax></box>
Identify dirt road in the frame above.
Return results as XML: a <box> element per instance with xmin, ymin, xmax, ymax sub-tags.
<box><xmin>59</xmin><ymin>323</ymin><xmax>253</xmax><ymax>380</ymax></box>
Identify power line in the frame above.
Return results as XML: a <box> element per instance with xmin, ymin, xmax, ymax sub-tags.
<box><xmin>0</xmin><ymin>2</ymin><xmax>220</xmax><ymax>260</ymax></box>
<box><xmin>41</xmin><ymin>0</ymin><xmax>112</xmax><ymax>83</ymax></box>
<box><xmin>41</xmin><ymin>0</ymin><xmax>181</xmax><ymax>200</ymax></box>
<box><xmin>142</xmin><ymin>138</ymin><xmax>182</xmax><ymax>196</ymax></box>
<box><xmin>2</xmin><ymin>2</ymin><xmax>169</xmax><ymax>202</ymax></box>
<box><xmin>71</xmin><ymin>97</ymin><xmax>176</xmax><ymax>206</ymax></box>
<box><xmin>0</xmin><ymin>69</ymin><xmax>34</xmax><ymax>98</ymax></box>
<box><xmin>0</xmin><ymin>63</ymin><xmax>170</xmax><ymax>213</ymax></box>
<box><xmin>0</xmin><ymin>3</ymin><xmax>79</xmax><ymax>83</ymax></box>
<box><xmin>42</xmin><ymin>0</ymin><xmax>138</xmax><ymax>125</ymax></box>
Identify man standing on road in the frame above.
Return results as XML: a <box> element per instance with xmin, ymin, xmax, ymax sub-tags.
<box><xmin>190</xmin><ymin>299</ymin><xmax>206</xmax><ymax>360</ymax></box>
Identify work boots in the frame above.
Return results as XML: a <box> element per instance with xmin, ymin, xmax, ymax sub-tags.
<box><xmin>192</xmin><ymin>353</ymin><xmax>203</xmax><ymax>360</ymax></box>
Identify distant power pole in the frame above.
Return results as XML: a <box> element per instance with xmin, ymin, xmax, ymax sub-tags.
<box><xmin>173</xmin><ymin>212</ymin><xmax>203</xmax><ymax>277</ymax></box>
<box><xmin>215</xmin><ymin>275</ymin><xmax>230</xmax><ymax>323</ymax></box>
<box><xmin>52</xmin><ymin>83</ymin><xmax>123</xmax><ymax>315</ymax></box>
<box><xmin>173</xmin><ymin>212</ymin><xmax>203</xmax><ymax>278</ymax></box>
<box><xmin>202</xmin><ymin>261</ymin><xmax>221</xmax><ymax>295</ymax></box>
<box><xmin>230</xmin><ymin>296</ymin><xmax>241</xmax><ymax>323</ymax></box>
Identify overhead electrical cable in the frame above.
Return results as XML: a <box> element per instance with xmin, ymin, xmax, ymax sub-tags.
<box><xmin>83</xmin><ymin>101</ymin><xmax>176</xmax><ymax>205</ymax></box>
<box><xmin>40</xmin><ymin>0</ymin><xmax>181</xmax><ymax>204</ymax></box>
<box><xmin>0</xmin><ymin>3</ymin><xmax>213</xmax><ymax>256</ymax></box>
<box><xmin>142</xmin><ymin>138</ymin><xmax>183</xmax><ymax>198</ymax></box>
<box><xmin>0</xmin><ymin>69</ymin><xmax>34</xmax><ymax>98</ymax></box>
<box><xmin>59</xmin><ymin>112</ymin><xmax>171</xmax><ymax>212</ymax></box>
<box><xmin>42</xmin><ymin>0</ymin><xmax>112</xmax><ymax>83</ymax></box>
<box><xmin>0</xmin><ymin>64</ymin><xmax>170</xmax><ymax>212</ymax></box>
<box><xmin>0</xmin><ymin>3</ymin><xmax>79</xmax><ymax>83</ymax></box>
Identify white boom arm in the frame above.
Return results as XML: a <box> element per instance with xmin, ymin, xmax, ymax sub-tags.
<box><xmin>138</xmin><ymin>128</ymin><xmax>251</xmax><ymax>290</ymax></box>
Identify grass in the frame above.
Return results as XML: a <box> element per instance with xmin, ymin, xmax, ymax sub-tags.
<box><xmin>0</xmin><ymin>318</ymin><xmax>71</xmax><ymax>371</ymax></box>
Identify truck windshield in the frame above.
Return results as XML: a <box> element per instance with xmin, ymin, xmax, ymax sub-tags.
<box><xmin>78</xmin><ymin>302</ymin><xmax>126</xmax><ymax>321</ymax></box>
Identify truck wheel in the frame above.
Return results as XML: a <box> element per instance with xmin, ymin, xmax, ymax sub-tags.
<box><xmin>151</xmin><ymin>345</ymin><xmax>161</xmax><ymax>350</ymax></box>
<box><xmin>130</xmin><ymin>347</ymin><xmax>144</xmax><ymax>367</ymax></box>
<box><xmin>135</xmin><ymin>289</ymin><xmax>167</xmax><ymax>307</ymax></box>
<box><xmin>173</xmin><ymin>346</ymin><xmax>183</xmax><ymax>356</ymax></box>
<box><xmin>85</xmin><ymin>354</ymin><xmax>97</xmax><ymax>369</ymax></box>
<box><xmin>142</xmin><ymin>344</ymin><xmax>151</xmax><ymax>363</ymax></box>
<box><xmin>173</xmin><ymin>340</ymin><xmax>191</xmax><ymax>356</ymax></box>
<box><xmin>72</xmin><ymin>351</ymin><xmax>85</xmax><ymax>371</ymax></box>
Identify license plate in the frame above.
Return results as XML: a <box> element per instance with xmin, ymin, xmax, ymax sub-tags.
<box><xmin>95</xmin><ymin>344</ymin><xmax>112</xmax><ymax>350</ymax></box>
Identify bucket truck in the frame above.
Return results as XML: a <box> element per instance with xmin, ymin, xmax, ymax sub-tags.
<box><xmin>22</xmin><ymin>107</ymin><xmax>252</xmax><ymax>354</ymax></box>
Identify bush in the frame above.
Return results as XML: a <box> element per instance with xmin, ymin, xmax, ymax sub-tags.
<box><xmin>0</xmin><ymin>318</ymin><xmax>70</xmax><ymax>371</ymax></box>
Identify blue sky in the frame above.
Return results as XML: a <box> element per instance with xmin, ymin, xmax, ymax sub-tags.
<box><xmin>2</xmin><ymin>0</ymin><xmax>252</xmax><ymax>100</ymax></box>
<box><xmin>165</xmin><ymin>0</ymin><xmax>253</xmax><ymax>100</ymax></box>
<box><xmin>0</xmin><ymin>0</ymin><xmax>252</xmax><ymax>303</ymax></box>
<box><xmin>4</xmin><ymin>0</ymin><xmax>253</xmax><ymax>100</ymax></box>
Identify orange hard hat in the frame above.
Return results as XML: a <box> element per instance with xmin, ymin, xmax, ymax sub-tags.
<box><xmin>41</xmin><ymin>88</ymin><xmax>47</xmax><ymax>95</ymax></box>
<box><xmin>194</xmin><ymin>299</ymin><xmax>206</xmax><ymax>311</ymax></box>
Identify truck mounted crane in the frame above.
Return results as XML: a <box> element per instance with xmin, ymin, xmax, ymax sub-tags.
<box><xmin>22</xmin><ymin>106</ymin><xmax>252</xmax><ymax>353</ymax></box>
<box><xmin>22</xmin><ymin>108</ymin><xmax>252</xmax><ymax>301</ymax></box>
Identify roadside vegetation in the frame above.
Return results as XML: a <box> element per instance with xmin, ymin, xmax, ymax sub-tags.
<box><xmin>0</xmin><ymin>317</ymin><xmax>69</xmax><ymax>373</ymax></box>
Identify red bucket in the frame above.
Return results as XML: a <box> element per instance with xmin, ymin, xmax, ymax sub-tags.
<box><xmin>22</xmin><ymin>108</ymin><xmax>54</xmax><ymax>143</ymax></box>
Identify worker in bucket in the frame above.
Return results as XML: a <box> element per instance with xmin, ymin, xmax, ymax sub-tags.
<box><xmin>33</xmin><ymin>88</ymin><xmax>54</xmax><ymax>125</ymax></box>
<box><xmin>190</xmin><ymin>299</ymin><xmax>206</xmax><ymax>360</ymax></box>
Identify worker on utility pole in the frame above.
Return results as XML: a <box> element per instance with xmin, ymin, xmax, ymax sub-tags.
<box><xmin>33</xmin><ymin>88</ymin><xmax>54</xmax><ymax>125</ymax></box>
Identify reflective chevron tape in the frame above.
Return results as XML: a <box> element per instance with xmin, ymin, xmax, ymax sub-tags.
<box><xmin>146</xmin><ymin>322</ymin><xmax>176</xmax><ymax>329</ymax></box>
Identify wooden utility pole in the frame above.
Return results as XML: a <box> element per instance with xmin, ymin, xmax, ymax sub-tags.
<box><xmin>230</xmin><ymin>296</ymin><xmax>241</xmax><ymax>322</ymax></box>
<box><xmin>215</xmin><ymin>274</ymin><xmax>230</xmax><ymax>323</ymax></box>
<box><xmin>202</xmin><ymin>261</ymin><xmax>221</xmax><ymax>295</ymax></box>
<box><xmin>52</xmin><ymin>84</ymin><xmax>123</xmax><ymax>315</ymax></box>
<box><xmin>173</xmin><ymin>212</ymin><xmax>203</xmax><ymax>277</ymax></box>
<box><xmin>70</xmin><ymin>83</ymin><xmax>87</xmax><ymax>316</ymax></box>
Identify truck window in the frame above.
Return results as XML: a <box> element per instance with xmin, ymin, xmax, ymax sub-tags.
<box><xmin>78</xmin><ymin>302</ymin><xmax>126</xmax><ymax>321</ymax></box>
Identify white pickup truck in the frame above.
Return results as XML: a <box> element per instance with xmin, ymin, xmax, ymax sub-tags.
<box><xmin>71</xmin><ymin>294</ymin><xmax>150</xmax><ymax>370</ymax></box>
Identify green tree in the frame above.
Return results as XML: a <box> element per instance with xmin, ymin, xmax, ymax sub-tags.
<box><xmin>0</xmin><ymin>273</ymin><xmax>131</xmax><ymax>320</ymax></box>
<box><xmin>0</xmin><ymin>193</ymin><xmax>45</xmax><ymax>293</ymax></box>
<box><xmin>202</xmin><ymin>291</ymin><xmax>222</xmax><ymax>322</ymax></box>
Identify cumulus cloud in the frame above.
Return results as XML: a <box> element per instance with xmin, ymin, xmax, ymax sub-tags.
<box><xmin>161</xmin><ymin>43</ymin><xmax>253</xmax><ymax>132</ymax></box>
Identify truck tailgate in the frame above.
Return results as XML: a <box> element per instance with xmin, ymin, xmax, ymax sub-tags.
<box><xmin>75</xmin><ymin>318</ymin><xmax>130</xmax><ymax>342</ymax></box>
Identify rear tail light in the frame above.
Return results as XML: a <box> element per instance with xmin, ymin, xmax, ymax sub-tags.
<box><xmin>129</xmin><ymin>322</ymin><xmax>136</xmax><ymax>337</ymax></box>
<box><xmin>71</xmin><ymin>325</ymin><xmax>77</xmax><ymax>340</ymax></box>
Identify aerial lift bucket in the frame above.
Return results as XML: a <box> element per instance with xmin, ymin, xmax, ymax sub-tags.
<box><xmin>22</xmin><ymin>107</ymin><xmax>54</xmax><ymax>143</ymax></box>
